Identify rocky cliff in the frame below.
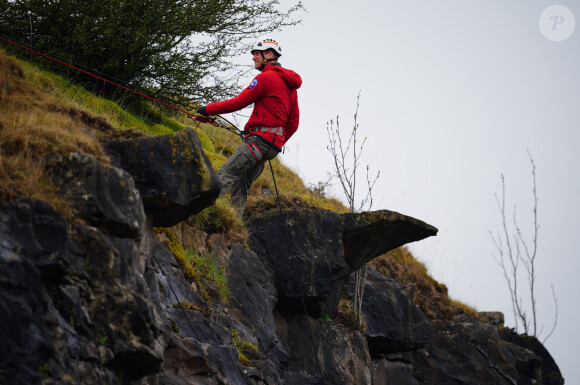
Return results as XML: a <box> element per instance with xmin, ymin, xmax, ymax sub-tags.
<box><xmin>0</xmin><ymin>128</ymin><xmax>563</xmax><ymax>385</ymax></box>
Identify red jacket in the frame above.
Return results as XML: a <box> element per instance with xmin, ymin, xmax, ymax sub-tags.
<box><xmin>206</xmin><ymin>64</ymin><xmax>302</xmax><ymax>149</ymax></box>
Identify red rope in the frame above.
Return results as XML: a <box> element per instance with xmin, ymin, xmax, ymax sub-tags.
<box><xmin>0</xmin><ymin>35</ymin><xmax>209</xmax><ymax>122</ymax></box>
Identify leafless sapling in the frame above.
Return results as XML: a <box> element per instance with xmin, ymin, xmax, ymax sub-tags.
<box><xmin>490</xmin><ymin>150</ymin><xmax>558</xmax><ymax>342</ymax></box>
<box><xmin>326</xmin><ymin>91</ymin><xmax>380</xmax><ymax>329</ymax></box>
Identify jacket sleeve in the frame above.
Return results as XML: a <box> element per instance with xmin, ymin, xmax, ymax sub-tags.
<box><xmin>205</xmin><ymin>76</ymin><xmax>265</xmax><ymax>116</ymax></box>
<box><xmin>283</xmin><ymin>92</ymin><xmax>300</xmax><ymax>143</ymax></box>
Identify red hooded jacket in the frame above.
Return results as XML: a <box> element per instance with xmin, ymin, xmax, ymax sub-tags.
<box><xmin>205</xmin><ymin>64</ymin><xmax>302</xmax><ymax>150</ymax></box>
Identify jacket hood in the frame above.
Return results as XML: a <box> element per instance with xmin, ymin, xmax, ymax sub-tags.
<box><xmin>266</xmin><ymin>65</ymin><xmax>302</xmax><ymax>90</ymax></box>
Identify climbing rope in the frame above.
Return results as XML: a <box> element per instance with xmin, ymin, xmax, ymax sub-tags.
<box><xmin>1</xmin><ymin>34</ymin><xmax>325</xmax><ymax>381</ymax></box>
<box><xmin>152</xmin><ymin>256</ymin><xmax>201</xmax><ymax>341</ymax></box>
<box><xmin>268</xmin><ymin>160</ymin><xmax>326</xmax><ymax>384</ymax></box>
<box><xmin>0</xmin><ymin>35</ymin><xmax>239</xmax><ymax>133</ymax></box>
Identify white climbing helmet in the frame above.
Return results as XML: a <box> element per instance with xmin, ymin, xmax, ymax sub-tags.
<box><xmin>250</xmin><ymin>36</ymin><xmax>282</xmax><ymax>57</ymax></box>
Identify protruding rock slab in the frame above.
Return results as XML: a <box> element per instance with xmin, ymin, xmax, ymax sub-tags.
<box><xmin>340</xmin><ymin>210</ymin><xmax>438</xmax><ymax>273</ymax></box>
<box><xmin>105</xmin><ymin>128</ymin><xmax>222</xmax><ymax>227</ymax></box>
<box><xmin>248</xmin><ymin>208</ymin><xmax>437</xmax><ymax>318</ymax></box>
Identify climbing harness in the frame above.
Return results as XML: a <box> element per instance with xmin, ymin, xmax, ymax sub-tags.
<box><xmin>245</xmin><ymin>126</ymin><xmax>284</xmax><ymax>135</ymax></box>
<box><xmin>2</xmin><ymin>34</ymin><xmax>325</xmax><ymax>382</ymax></box>
<box><xmin>246</xmin><ymin>141</ymin><xmax>265</xmax><ymax>164</ymax></box>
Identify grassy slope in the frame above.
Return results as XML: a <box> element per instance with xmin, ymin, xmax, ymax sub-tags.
<box><xmin>0</xmin><ymin>48</ymin><xmax>475</xmax><ymax>321</ymax></box>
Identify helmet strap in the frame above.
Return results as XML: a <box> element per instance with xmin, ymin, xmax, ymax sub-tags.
<box><xmin>259</xmin><ymin>50</ymin><xmax>278</xmax><ymax>71</ymax></box>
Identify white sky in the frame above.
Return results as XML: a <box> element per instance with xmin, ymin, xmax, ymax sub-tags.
<box><xmin>225</xmin><ymin>1</ymin><xmax>579</xmax><ymax>383</ymax></box>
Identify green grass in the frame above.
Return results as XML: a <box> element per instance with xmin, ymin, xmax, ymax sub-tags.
<box><xmin>185</xmin><ymin>248</ymin><xmax>231</xmax><ymax>304</ymax></box>
<box><xmin>154</xmin><ymin>227</ymin><xmax>230</xmax><ymax>304</ymax></box>
<box><xmin>19</xmin><ymin>59</ymin><xmax>186</xmax><ymax>136</ymax></box>
<box><xmin>1</xmin><ymin>47</ymin><xmax>477</xmax><ymax>324</ymax></box>
<box><xmin>231</xmin><ymin>329</ymin><xmax>259</xmax><ymax>366</ymax></box>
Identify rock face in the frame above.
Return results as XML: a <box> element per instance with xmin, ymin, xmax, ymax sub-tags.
<box><xmin>353</xmin><ymin>269</ymin><xmax>430</xmax><ymax>356</ymax></box>
<box><xmin>45</xmin><ymin>152</ymin><xmax>146</xmax><ymax>239</ymax></box>
<box><xmin>104</xmin><ymin>128</ymin><xmax>222</xmax><ymax>227</ymax></box>
<box><xmin>0</xmin><ymin>129</ymin><xmax>564</xmax><ymax>385</ymax></box>
<box><xmin>0</xmin><ymin>199</ymin><xmax>164</xmax><ymax>385</ymax></box>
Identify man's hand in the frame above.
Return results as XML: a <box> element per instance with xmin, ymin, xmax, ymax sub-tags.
<box><xmin>197</xmin><ymin>105</ymin><xmax>208</xmax><ymax>117</ymax></box>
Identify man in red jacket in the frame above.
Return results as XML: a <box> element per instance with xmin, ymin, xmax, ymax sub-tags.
<box><xmin>197</xmin><ymin>37</ymin><xmax>302</xmax><ymax>216</ymax></box>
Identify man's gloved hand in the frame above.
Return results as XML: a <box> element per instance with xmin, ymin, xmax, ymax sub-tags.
<box><xmin>197</xmin><ymin>105</ymin><xmax>208</xmax><ymax>117</ymax></box>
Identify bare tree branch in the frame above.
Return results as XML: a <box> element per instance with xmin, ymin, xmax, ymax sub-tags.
<box><xmin>326</xmin><ymin>91</ymin><xmax>380</xmax><ymax>328</ymax></box>
<box><xmin>489</xmin><ymin>151</ymin><xmax>557</xmax><ymax>341</ymax></box>
<box><xmin>542</xmin><ymin>284</ymin><xmax>558</xmax><ymax>344</ymax></box>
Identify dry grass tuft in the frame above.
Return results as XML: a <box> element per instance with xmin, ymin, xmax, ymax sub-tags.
<box><xmin>245</xmin><ymin>194</ymin><xmax>322</xmax><ymax>220</ymax></box>
<box><xmin>0</xmin><ymin>49</ymin><xmax>108</xmax><ymax>210</ymax></box>
<box><xmin>335</xmin><ymin>298</ymin><xmax>367</xmax><ymax>331</ymax></box>
<box><xmin>0</xmin><ymin>51</ymin><xmax>27</xmax><ymax>100</ymax></box>
<box><xmin>0</xmin><ymin>150</ymin><xmax>70</xmax><ymax>215</ymax></box>
<box><xmin>188</xmin><ymin>197</ymin><xmax>248</xmax><ymax>244</ymax></box>
<box><xmin>0</xmin><ymin>105</ymin><xmax>106</xmax><ymax>158</ymax></box>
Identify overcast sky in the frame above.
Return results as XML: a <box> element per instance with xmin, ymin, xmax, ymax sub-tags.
<box><xmin>225</xmin><ymin>1</ymin><xmax>579</xmax><ymax>383</ymax></box>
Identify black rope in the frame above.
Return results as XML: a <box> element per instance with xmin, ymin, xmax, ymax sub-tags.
<box><xmin>268</xmin><ymin>160</ymin><xmax>326</xmax><ymax>384</ymax></box>
<box><xmin>152</xmin><ymin>255</ymin><xmax>200</xmax><ymax>341</ymax></box>
<box><xmin>1</xmin><ymin>33</ymin><xmax>323</xmax><ymax>379</ymax></box>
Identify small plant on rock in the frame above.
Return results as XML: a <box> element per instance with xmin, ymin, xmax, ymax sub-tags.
<box><xmin>335</xmin><ymin>298</ymin><xmax>367</xmax><ymax>331</ymax></box>
<box><xmin>231</xmin><ymin>329</ymin><xmax>258</xmax><ymax>367</ymax></box>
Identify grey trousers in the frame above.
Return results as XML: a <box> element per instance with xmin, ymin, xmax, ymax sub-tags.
<box><xmin>217</xmin><ymin>135</ymin><xmax>279</xmax><ymax>216</ymax></box>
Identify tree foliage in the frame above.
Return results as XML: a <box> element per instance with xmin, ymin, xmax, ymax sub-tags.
<box><xmin>0</xmin><ymin>0</ymin><xmax>303</xmax><ymax>102</ymax></box>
